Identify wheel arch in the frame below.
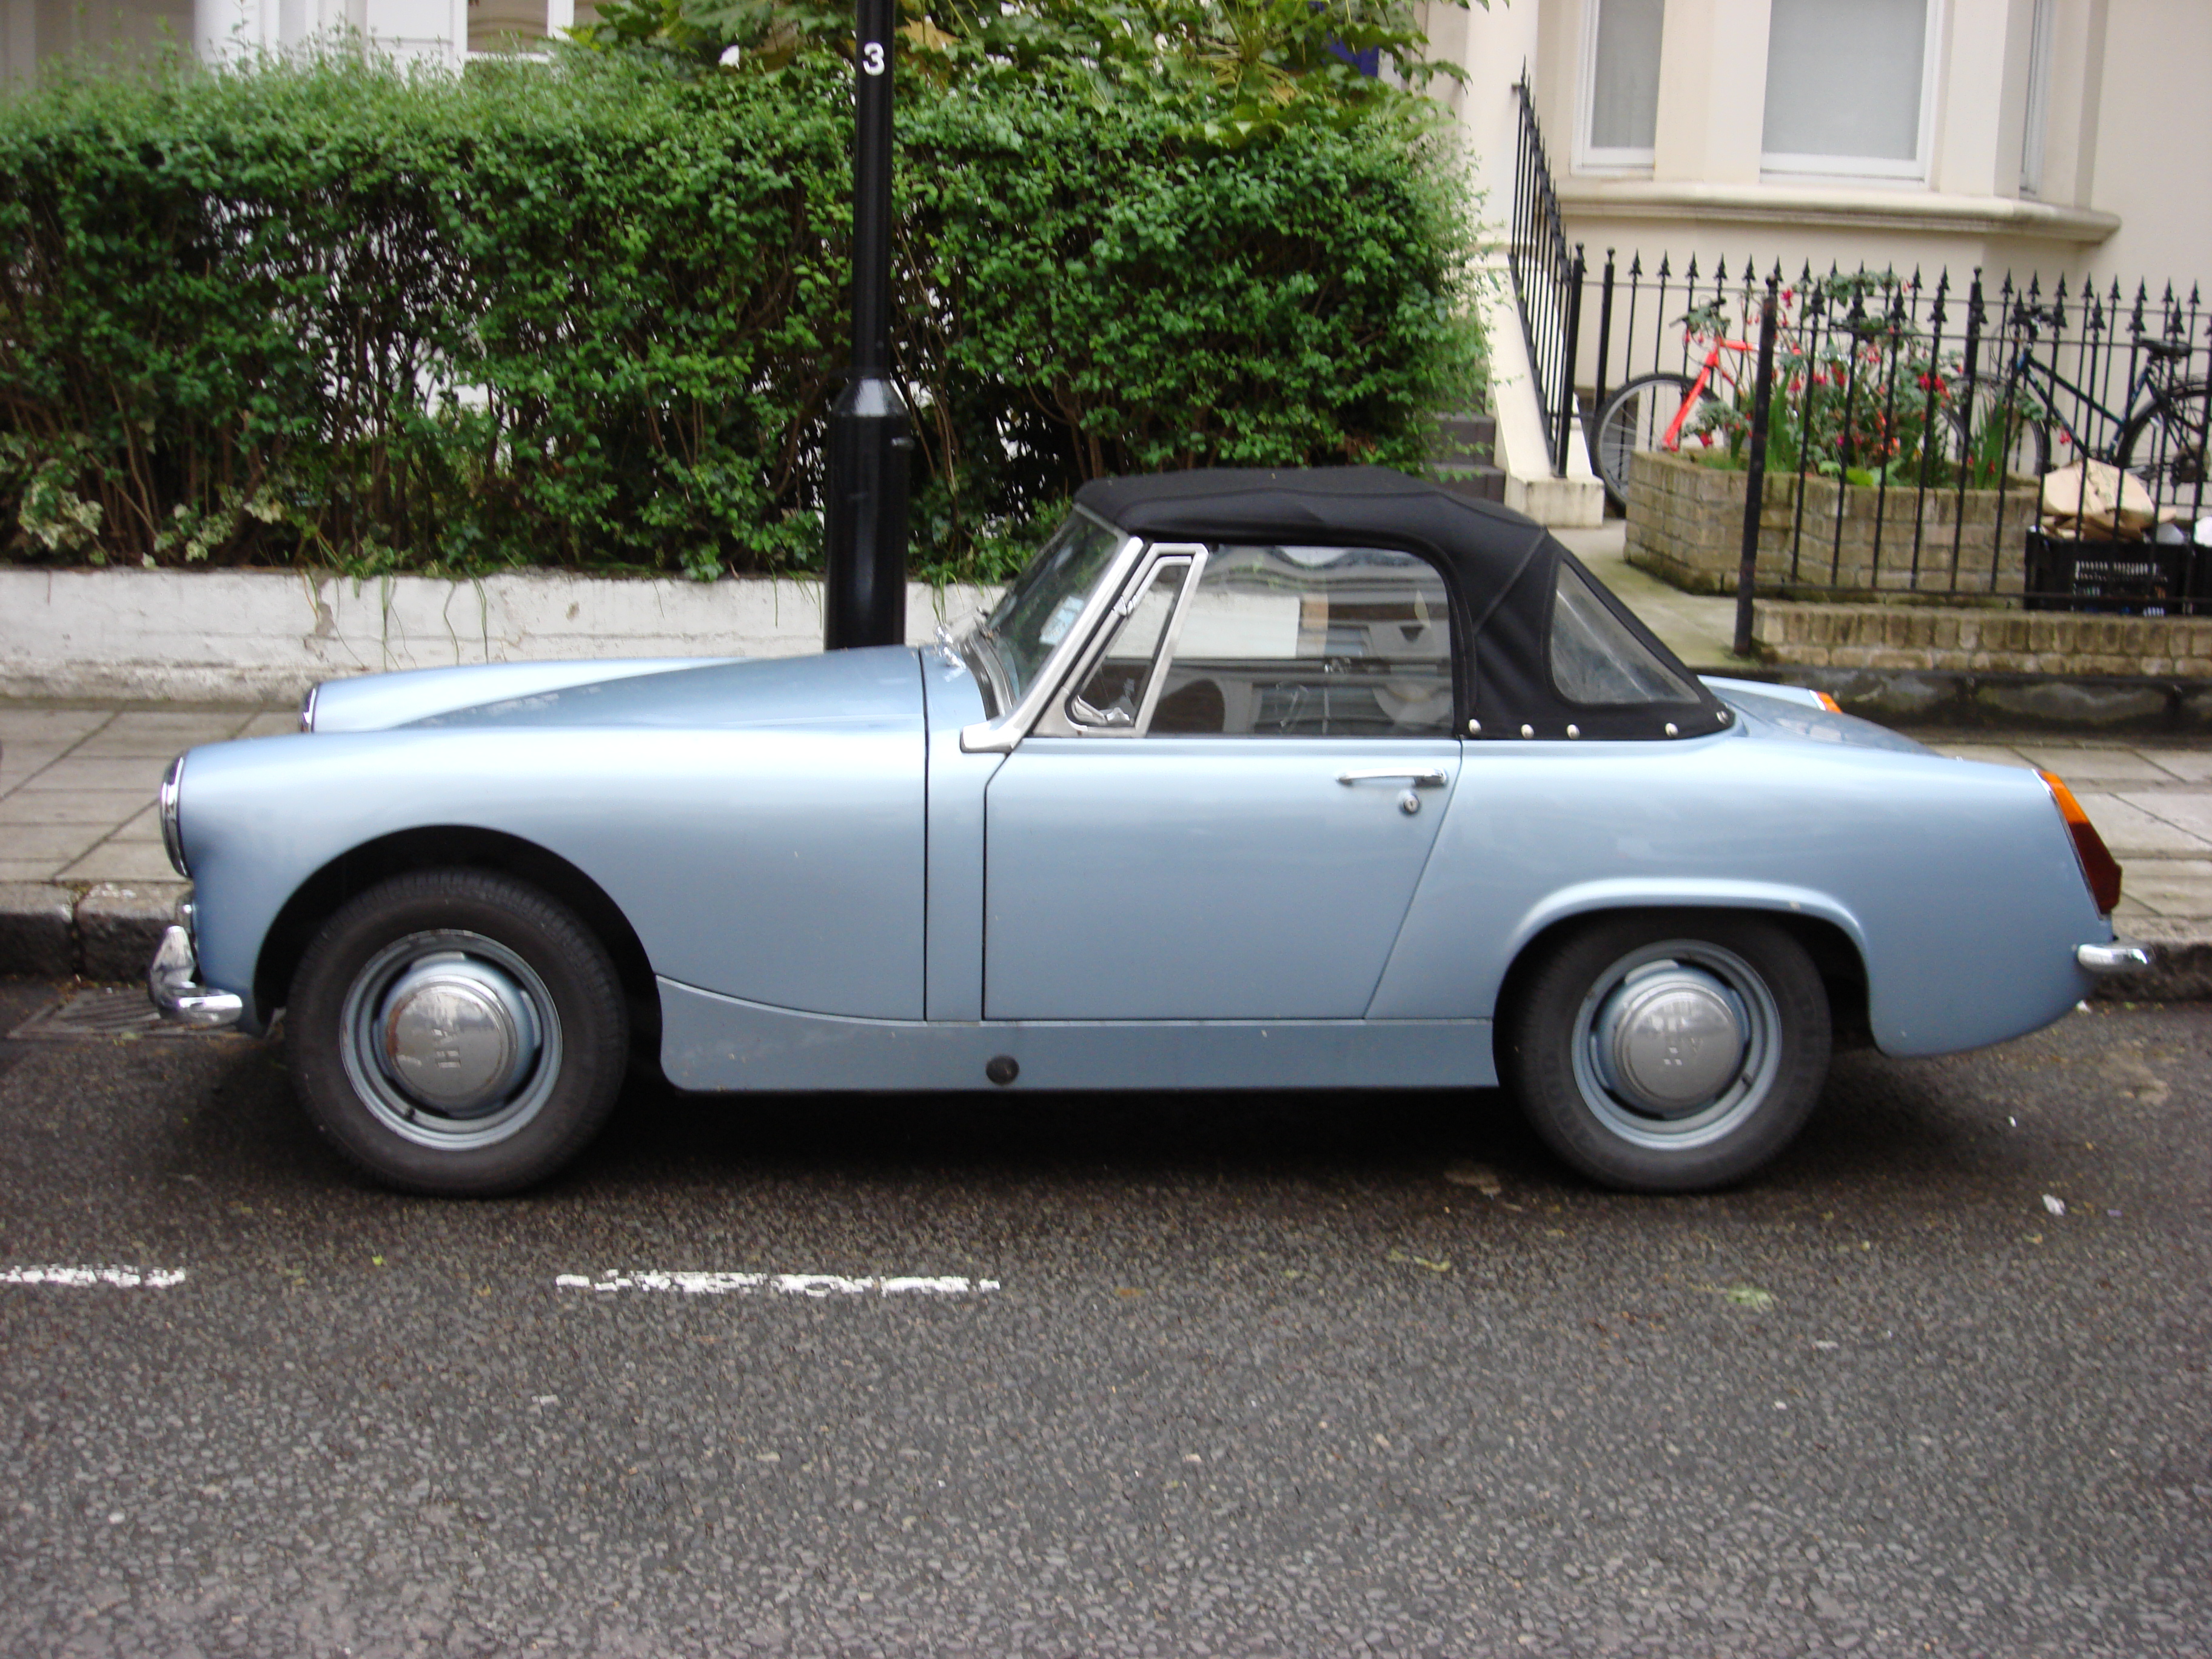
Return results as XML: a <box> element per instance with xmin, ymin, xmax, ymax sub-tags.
<box><xmin>1495</xmin><ymin>901</ymin><xmax>1870</xmax><ymax>1050</ymax></box>
<box><xmin>253</xmin><ymin>826</ymin><xmax>661</xmax><ymax>1059</ymax></box>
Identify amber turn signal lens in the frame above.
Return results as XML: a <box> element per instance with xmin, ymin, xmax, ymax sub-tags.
<box><xmin>2039</xmin><ymin>770</ymin><xmax>2123</xmax><ymax>915</ymax></box>
<box><xmin>1814</xmin><ymin>692</ymin><xmax>1842</xmax><ymax>713</ymax></box>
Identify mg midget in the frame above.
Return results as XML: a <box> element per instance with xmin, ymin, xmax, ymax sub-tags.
<box><xmin>149</xmin><ymin>468</ymin><xmax>2147</xmax><ymax>1195</ymax></box>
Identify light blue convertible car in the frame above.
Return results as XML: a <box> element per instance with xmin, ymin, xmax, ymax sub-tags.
<box><xmin>149</xmin><ymin>469</ymin><xmax>2146</xmax><ymax>1195</ymax></box>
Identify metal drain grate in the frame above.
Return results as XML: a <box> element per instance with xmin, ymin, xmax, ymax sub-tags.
<box><xmin>7</xmin><ymin>988</ymin><xmax>247</xmax><ymax>1042</ymax></box>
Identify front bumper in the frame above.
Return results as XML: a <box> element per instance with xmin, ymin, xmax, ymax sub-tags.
<box><xmin>2077</xmin><ymin>939</ymin><xmax>2153</xmax><ymax>974</ymax></box>
<box><xmin>148</xmin><ymin>922</ymin><xmax>244</xmax><ymax>1030</ymax></box>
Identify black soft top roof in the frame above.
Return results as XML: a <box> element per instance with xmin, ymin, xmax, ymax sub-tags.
<box><xmin>1077</xmin><ymin>467</ymin><xmax>1547</xmax><ymax>618</ymax></box>
<box><xmin>1073</xmin><ymin>467</ymin><xmax>1729</xmax><ymax>741</ymax></box>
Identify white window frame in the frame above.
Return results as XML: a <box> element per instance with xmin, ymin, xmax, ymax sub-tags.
<box><xmin>1576</xmin><ymin>0</ymin><xmax>1659</xmax><ymax>176</ymax></box>
<box><xmin>1760</xmin><ymin>0</ymin><xmax>1945</xmax><ymax>185</ymax></box>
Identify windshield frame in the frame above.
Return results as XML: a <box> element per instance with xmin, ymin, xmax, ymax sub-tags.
<box><xmin>960</xmin><ymin>506</ymin><xmax>1145</xmax><ymax>753</ymax></box>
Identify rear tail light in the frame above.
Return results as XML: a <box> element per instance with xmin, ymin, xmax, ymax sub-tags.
<box><xmin>2039</xmin><ymin>770</ymin><xmax>2122</xmax><ymax>915</ymax></box>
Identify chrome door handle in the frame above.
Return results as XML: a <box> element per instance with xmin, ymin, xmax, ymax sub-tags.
<box><xmin>1336</xmin><ymin>768</ymin><xmax>1450</xmax><ymax>788</ymax></box>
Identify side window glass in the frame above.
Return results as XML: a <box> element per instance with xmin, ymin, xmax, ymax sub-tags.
<box><xmin>1549</xmin><ymin>561</ymin><xmax>1702</xmax><ymax>705</ymax></box>
<box><xmin>1151</xmin><ymin>545</ymin><xmax>1454</xmax><ymax>737</ymax></box>
<box><xmin>1068</xmin><ymin>559</ymin><xmax>1190</xmax><ymax>729</ymax></box>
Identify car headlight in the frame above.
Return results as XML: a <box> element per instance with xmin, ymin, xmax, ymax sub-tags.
<box><xmin>159</xmin><ymin>753</ymin><xmax>189</xmax><ymax>877</ymax></box>
<box><xmin>300</xmin><ymin>683</ymin><xmax>321</xmax><ymax>733</ymax></box>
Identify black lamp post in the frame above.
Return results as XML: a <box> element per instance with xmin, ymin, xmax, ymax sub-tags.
<box><xmin>822</xmin><ymin>0</ymin><xmax>913</xmax><ymax>651</ymax></box>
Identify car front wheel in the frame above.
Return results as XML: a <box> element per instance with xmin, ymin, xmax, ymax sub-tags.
<box><xmin>1502</xmin><ymin>912</ymin><xmax>1830</xmax><ymax>1193</ymax></box>
<box><xmin>289</xmin><ymin>869</ymin><xmax>629</xmax><ymax>1196</ymax></box>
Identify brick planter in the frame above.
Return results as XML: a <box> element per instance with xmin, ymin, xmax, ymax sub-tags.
<box><xmin>1624</xmin><ymin>449</ymin><xmax>2040</xmax><ymax>597</ymax></box>
<box><xmin>1751</xmin><ymin>600</ymin><xmax>2212</xmax><ymax>677</ymax></box>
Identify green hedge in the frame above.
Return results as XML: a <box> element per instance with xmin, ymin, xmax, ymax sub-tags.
<box><xmin>0</xmin><ymin>53</ymin><xmax>1481</xmax><ymax>582</ymax></box>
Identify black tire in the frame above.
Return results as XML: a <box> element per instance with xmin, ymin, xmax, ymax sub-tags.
<box><xmin>2116</xmin><ymin>380</ymin><xmax>2210</xmax><ymax>501</ymax></box>
<box><xmin>1500</xmin><ymin>911</ymin><xmax>1831</xmax><ymax>1193</ymax></box>
<box><xmin>1592</xmin><ymin>372</ymin><xmax>1706</xmax><ymax>505</ymax></box>
<box><xmin>1940</xmin><ymin>378</ymin><xmax>2050</xmax><ymax>484</ymax></box>
<box><xmin>288</xmin><ymin>868</ymin><xmax>629</xmax><ymax>1196</ymax></box>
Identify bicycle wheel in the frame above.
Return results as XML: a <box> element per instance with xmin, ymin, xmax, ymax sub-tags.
<box><xmin>2117</xmin><ymin>381</ymin><xmax>2210</xmax><ymax>511</ymax></box>
<box><xmin>1593</xmin><ymin>372</ymin><xmax>1707</xmax><ymax>505</ymax></box>
<box><xmin>1940</xmin><ymin>377</ymin><xmax>2050</xmax><ymax>485</ymax></box>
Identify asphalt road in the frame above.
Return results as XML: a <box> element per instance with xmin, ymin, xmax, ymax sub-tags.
<box><xmin>0</xmin><ymin>979</ymin><xmax>2205</xmax><ymax>1658</ymax></box>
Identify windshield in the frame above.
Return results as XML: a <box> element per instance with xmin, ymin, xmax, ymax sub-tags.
<box><xmin>974</xmin><ymin>508</ymin><xmax>1128</xmax><ymax>708</ymax></box>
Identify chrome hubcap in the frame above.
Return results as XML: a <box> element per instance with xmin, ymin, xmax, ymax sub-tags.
<box><xmin>1592</xmin><ymin>964</ymin><xmax>1747</xmax><ymax>1114</ymax></box>
<box><xmin>378</xmin><ymin>956</ymin><xmax>541</xmax><ymax>1115</ymax></box>
<box><xmin>1571</xmin><ymin>940</ymin><xmax>1781</xmax><ymax>1150</ymax></box>
<box><xmin>338</xmin><ymin>931</ymin><xmax>562</xmax><ymax>1151</ymax></box>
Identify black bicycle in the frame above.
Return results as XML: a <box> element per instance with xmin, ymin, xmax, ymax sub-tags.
<box><xmin>1946</xmin><ymin>302</ymin><xmax>2209</xmax><ymax>499</ymax></box>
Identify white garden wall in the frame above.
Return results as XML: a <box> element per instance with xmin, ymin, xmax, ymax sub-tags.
<box><xmin>0</xmin><ymin>569</ymin><xmax>999</xmax><ymax>703</ymax></box>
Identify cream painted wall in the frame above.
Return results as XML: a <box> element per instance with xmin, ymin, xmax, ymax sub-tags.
<box><xmin>2077</xmin><ymin>0</ymin><xmax>2212</xmax><ymax>288</ymax></box>
<box><xmin>1446</xmin><ymin>0</ymin><xmax>2208</xmax><ymax>300</ymax></box>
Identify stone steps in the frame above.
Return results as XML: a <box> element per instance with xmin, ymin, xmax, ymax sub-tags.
<box><xmin>1426</xmin><ymin>412</ymin><xmax>1506</xmax><ymax>504</ymax></box>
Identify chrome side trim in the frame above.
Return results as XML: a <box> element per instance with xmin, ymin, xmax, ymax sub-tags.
<box><xmin>2077</xmin><ymin>940</ymin><xmax>2152</xmax><ymax>974</ymax></box>
<box><xmin>148</xmin><ymin>925</ymin><xmax>244</xmax><ymax>1029</ymax></box>
<box><xmin>158</xmin><ymin>754</ymin><xmax>188</xmax><ymax>877</ymax></box>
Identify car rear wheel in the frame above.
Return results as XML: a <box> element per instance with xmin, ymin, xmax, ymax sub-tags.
<box><xmin>1501</xmin><ymin>912</ymin><xmax>1830</xmax><ymax>1192</ymax></box>
<box><xmin>289</xmin><ymin>869</ymin><xmax>628</xmax><ymax>1196</ymax></box>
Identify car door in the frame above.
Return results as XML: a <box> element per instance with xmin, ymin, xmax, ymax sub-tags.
<box><xmin>983</xmin><ymin>541</ymin><xmax>1463</xmax><ymax>1021</ymax></box>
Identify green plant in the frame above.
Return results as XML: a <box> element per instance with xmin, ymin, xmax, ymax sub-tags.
<box><xmin>579</xmin><ymin>0</ymin><xmax>1481</xmax><ymax>146</ymax></box>
<box><xmin>0</xmin><ymin>50</ymin><xmax>1481</xmax><ymax>583</ymax></box>
<box><xmin>1681</xmin><ymin>275</ymin><xmax>2039</xmax><ymax>492</ymax></box>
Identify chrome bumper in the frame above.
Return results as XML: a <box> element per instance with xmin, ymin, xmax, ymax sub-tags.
<box><xmin>148</xmin><ymin>924</ymin><xmax>244</xmax><ymax>1029</ymax></box>
<box><xmin>2077</xmin><ymin>939</ymin><xmax>2153</xmax><ymax>975</ymax></box>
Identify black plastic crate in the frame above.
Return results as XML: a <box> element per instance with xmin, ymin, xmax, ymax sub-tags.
<box><xmin>2025</xmin><ymin>526</ymin><xmax>2207</xmax><ymax>615</ymax></box>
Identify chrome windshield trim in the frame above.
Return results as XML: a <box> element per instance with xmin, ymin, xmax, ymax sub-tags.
<box><xmin>959</xmin><ymin>530</ymin><xmax>1149</xmax><ymax>754</ymax></box>
<box><xmin>299</xmin><ymin>683</ymin><xmax>321</xmax><ymax>732</ymax></box>
<box><xmin>147</xmin><ymin>924</ymin><xmax>244</xmax><ymax>1029</ymax></box>
<box><xmin>1034</xmin><ymin>545</ymin><xmax>1207</xmax><ymax>740</ymax></box>
<box><xmin>1130</xmin><ymin>547</ymin><xmax>1206</xmax><ymax>736</ymax></box>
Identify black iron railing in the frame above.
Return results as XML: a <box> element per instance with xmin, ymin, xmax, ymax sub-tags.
<box><xmin>1581</xmin><ymin>252</ymin><xmax>2211</xmax><ymax>614</ymax></box>
<box><xmin>1507</xmin><ymin>73</ymin><xmax>1585</xmax><ymax>478</ymax></box>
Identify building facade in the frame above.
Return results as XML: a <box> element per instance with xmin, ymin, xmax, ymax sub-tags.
<box><xmin>1430</xmin><ymin>0</ymin><xmax>2210</xmax><ymax>293</ymax></box>
<box><xmin>11</xmin><ymin>0</ymin><xmax>2202</xmax><ymax>301</ymax></box>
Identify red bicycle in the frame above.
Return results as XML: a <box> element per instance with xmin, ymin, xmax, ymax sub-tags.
<box><xmin>1591</xmin><ymin>326</ymin><xmax>1757</xmax><ymax>504</ymax></box>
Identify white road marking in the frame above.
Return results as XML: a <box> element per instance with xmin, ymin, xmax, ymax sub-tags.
<box><xmin>1</xmin><ymin>1265</ymin><xmax>186</xmax><ymax>1289</ymax></box>
<box><xmin>555</xmin><ymin>1272</ymin><xmax>999</xmax><ymax>1298</ymax></box>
